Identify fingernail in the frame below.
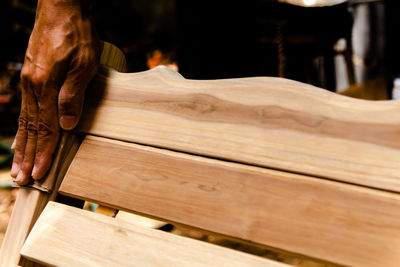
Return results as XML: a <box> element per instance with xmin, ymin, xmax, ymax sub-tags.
<box><xmin>11</xmin><ymin>138</ymin><xmax>16</xmax><ymax>150</ymax></box>
<box><xmin>60</xmin><ymin>115</ymin><xmax>77</xmax><ymax>130</ymax></box>
<box><xmin>11</xmin><ymin>162</ymin><xmax>19</xmax><ymax>178</ymax></box>
<box><xmin>32</xmin><ymin>165</ymin><xmax>39</xmax><ymax>180</ymax></box>
<box><xmin>16</xmin><ymin>171</ymin><xmax>24</xmax><ymax>184</ymax></box>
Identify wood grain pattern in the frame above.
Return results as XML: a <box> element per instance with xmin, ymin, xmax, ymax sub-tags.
<box><xmin>60</xmin><ymin>135</ymin><xmax>400</xmax><ymax>267</ymax></box>
<box><xmin>76</xmin><ymin>65</ymin><xmax>400</xmax><ymax>193</ymax></box>
<box><xmin>21</xmin><ymin>202</ymin><xmax>288</xmax><ymax>267</ymax></box>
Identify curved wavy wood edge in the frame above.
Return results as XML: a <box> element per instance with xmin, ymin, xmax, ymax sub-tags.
<box><xmin>77</xmin><ymin>65</ymin><xmax>400</xmax><ymax>193</ymax></box>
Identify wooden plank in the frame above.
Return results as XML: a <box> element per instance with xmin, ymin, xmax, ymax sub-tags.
<box><xmin>60</xmin><ymin>135</ymin><xmax>400</xmax><ymax>267</ymax></box>
<box><xmin>21</xmin><ymin>202</ymin><xmax>288</xmax><ymax>267</ymax></box>
<box><xmin>77</xmin><ymin>65</ymin><xmax>400</xmax><ymax>192</ymax></box>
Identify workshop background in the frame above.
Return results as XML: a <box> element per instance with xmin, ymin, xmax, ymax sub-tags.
<box><xmin>0</xmin><ymin>0</ymin><xmax>397</xmax><ymax>264</ymax></box>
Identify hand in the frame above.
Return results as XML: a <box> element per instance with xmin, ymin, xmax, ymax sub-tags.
<box><xmin>11</xmin><ymin>0</ymin><xmax>100</xmax><ymax>185</ymax></box>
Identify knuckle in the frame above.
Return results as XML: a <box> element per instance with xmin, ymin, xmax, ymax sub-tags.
<box><xmin>18</xmin><ymin>116</ymin><xmax>28</xmax><ymax>129</ymax></box>
<box><xmin>26</xmin><ymin>121</ymin><xmax>38</xmax><ymax>136</ymax></box>
<box><xmin>20</xmin><ymin>68</ymin><xmax>31</xmax><ymax>89</ymax></box>
<box><xmin>30</xmin><ymin>71</ymin><xmax>46</xmax><ymax>87</ymax></box>
<box><xmin>37</xmin><ymin>120</ymin><xmax>57</xmax><ymax>138</ymax></box>
<box><xmin>20</xmin><ymin>66</ymin><xmax>47</xmax><ymax>89</ymax></box>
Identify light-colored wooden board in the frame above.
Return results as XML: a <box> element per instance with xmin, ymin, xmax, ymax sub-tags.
<box><xmin>21</xmin><ymin>202</ymin><xmax>289</xmax><ymax>267</ymax></box>
<box><xmin>76</xmin><ymin>65</ymin><xmax>400</xmax><ymax>193</ymax></box>
<box><xmin>60</xmin><ymin>135</ymin><xmax>400</xmax><ymax>267</ymax></box>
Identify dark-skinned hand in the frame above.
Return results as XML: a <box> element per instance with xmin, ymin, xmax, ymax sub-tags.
<box><xmin>11</xmin><ymin>0</ymin><xmax>100</xmax><ymax>185</ymax></box>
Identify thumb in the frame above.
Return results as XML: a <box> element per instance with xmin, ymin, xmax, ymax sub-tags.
<box><xmin>58</xmin><ymin>77</ymin><xmax>88</xmax><ymax>130</ymax></box>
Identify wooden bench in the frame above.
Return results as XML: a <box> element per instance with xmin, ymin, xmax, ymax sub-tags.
<box><xmin>1</xmin><ymin>43</ymin><xmax>400</xmax><ymax>266</ymax></box>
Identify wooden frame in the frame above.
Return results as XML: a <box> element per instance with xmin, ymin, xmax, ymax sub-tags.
<box><xmin>2</xmin><ymin>41</ymin><xmax>400</xmax><ymax>266</ymax></box>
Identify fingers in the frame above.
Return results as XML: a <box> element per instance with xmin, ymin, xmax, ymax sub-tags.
<box><xmin>32</xmin><ymin>94</ymin><xmax>60</xmax><ymax>180</ymax></box>
<box><xmin>58</xmin><ymin>78</ymin><xmax>86</xmax><ymax>130</ymax></box>
<box><xmin>30</xmin><ymin>68</ymin><xmax>60</xmax><ymax>181</ymax></box>
<box><xmin>11</xmin><ymin>100</ymin><xmax>28</xmax><ymax>179</ymax></box>
<box><xmin>58</xmin><ymin>59</ymin><xmax>98</xmax><ymax>130</ymax></box>
<box><xmin>13</xmin><ymin>65</ymin><xmax>60</xmax><ymax>184</ymax></box>
<box><xmin>15</xmin><ymin>73</ymin><xmax>38</xmax><ymax>185</ymax></box>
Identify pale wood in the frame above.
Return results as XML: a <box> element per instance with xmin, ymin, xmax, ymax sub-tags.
<box><xmin>21</xmin><ymin>202</ymin><xmax>289</xmax><ymax>267</ymax></box>
<box><xmin>96</xmin><ymin>204</ymin><xmax>166</xmax><ymax>228</ymax></box>
<box><xmin>96</xmin><ymin>204</ymin><xmax>167</xmax><ymax>229</ymax></box>
<box><xmin>0</xmin><ymin>42</ymin><xmax>127</xmax><ymax>266</ymax></box>
<box><xmin>116</xmin><ymin>210</ymin><xmax>166</xmax><ymax>229</ymax></box>
<box><xmin>76</xmin><ymin>65</ymin><xmax>400</xmax><ymax>192</ymax></box>
<box><xmin>60</xmin><ymin>135</ymin><xmax>400</xmax><ymax>267</ymax></box>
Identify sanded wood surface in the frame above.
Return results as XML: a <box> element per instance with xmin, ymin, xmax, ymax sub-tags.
<box><xmin>60</xmin><ymin>135</ymin><xmax>400</xmax><ymax>267</ymax></box>
<box><xmin>76</xmin><ymin>65</ymin><xmax>400</xmax><ymax>193</ymax></box>
<box><xmin>21</xmin><ymin>202</ymin><xmax>288</xmax><ymax>267</ymax></box>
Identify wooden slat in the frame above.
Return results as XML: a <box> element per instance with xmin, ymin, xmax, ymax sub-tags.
<box><xmin>77</xmin><ymin>66</ymin><xmax>400</xmax><ymax>192</ymax></box>
<box><xmin>21</xmin><ymin>202</ymin><xmax>288</xmax><ymax>267</ymax></box>
<box><xmin>59</xmin><ymin>135</ymin><xmax>400</xmax><ymax>267</ymax></box>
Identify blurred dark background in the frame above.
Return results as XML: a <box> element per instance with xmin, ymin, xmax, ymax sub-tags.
<box><xmin>0</xmin><ymin>0</ymin><xmax>397</xmax><ymax>136</ymax></box>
